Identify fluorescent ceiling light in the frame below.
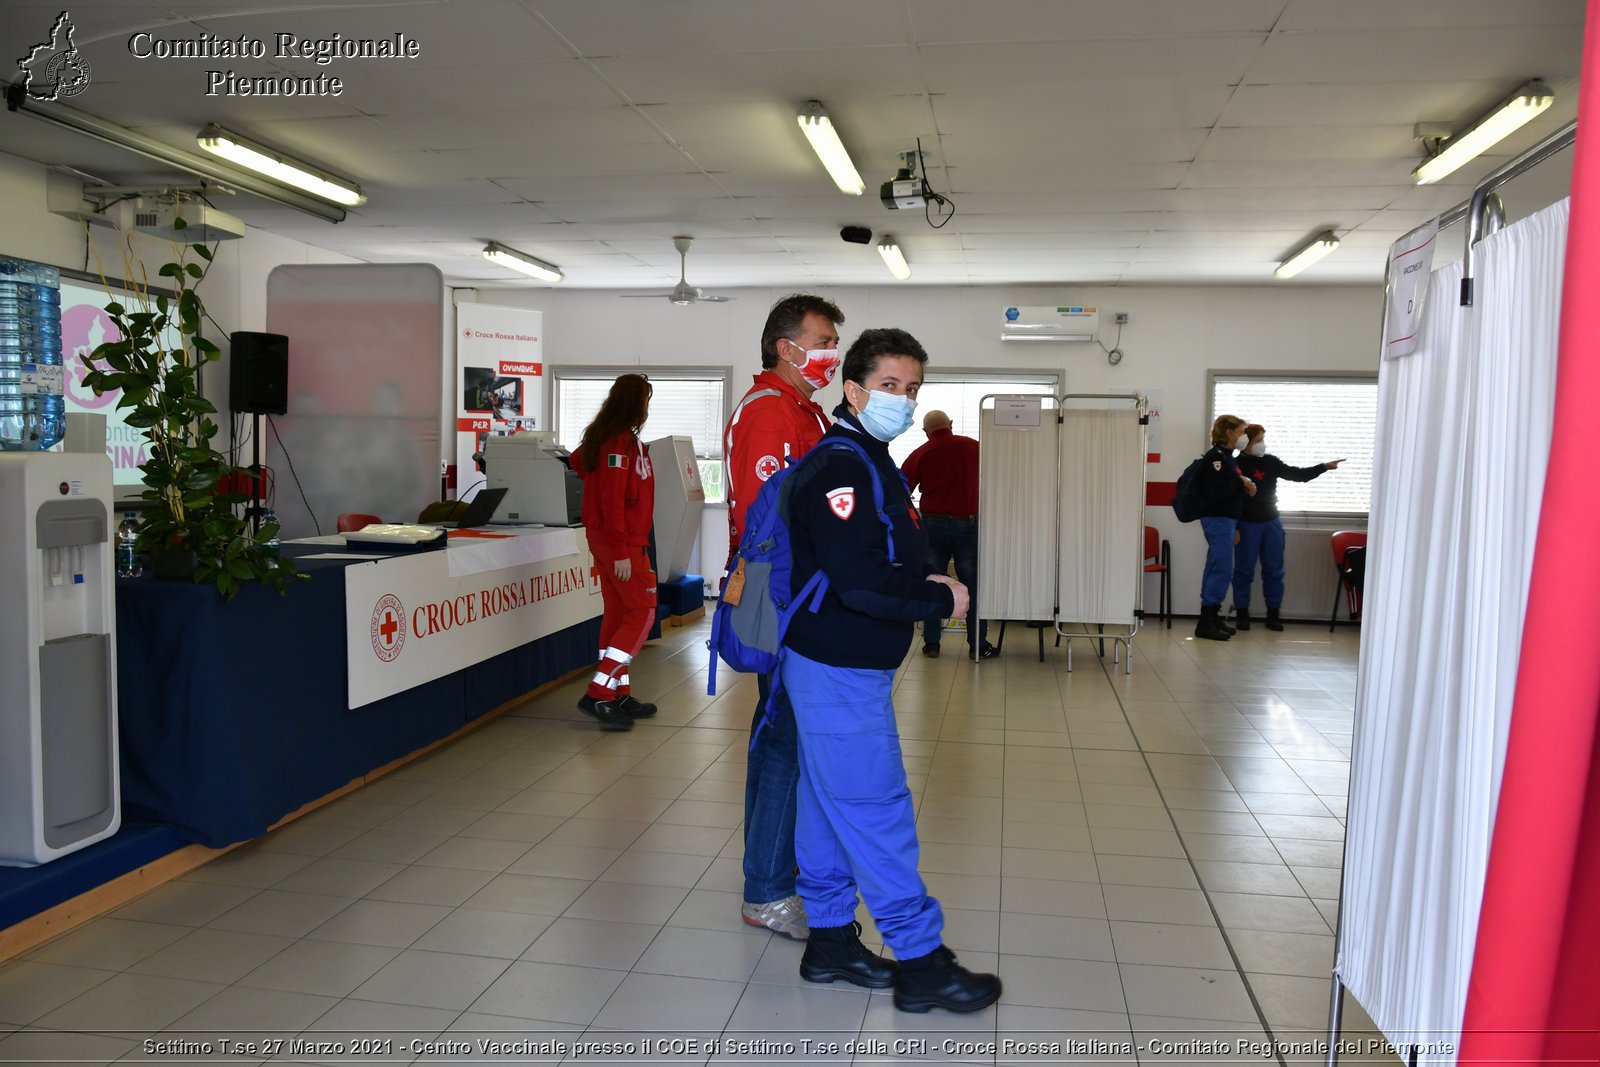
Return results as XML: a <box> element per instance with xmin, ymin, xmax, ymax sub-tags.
<box><xmin>1274</xmin><ymin>231</ymin><xmax>1340</xmax><ymax>279</ymax></box>
<box><xmin>877</xmin><ymin>236</ymin><xmax>911</xmax><ymax>280</ymax></box>
<box><xmin>0</xmin><ymin>88</ymin><xmax>344</xmax><ymax>222</ymax></box>
<box><xmin>196</xmin><ymin>124</ymin><xmax>366</xmax><ymax>206</ymax></box>
<box><xmin>797</xmin><ymin>100</ymin><xmax>864</xmax><ymax>196</ymax></box>
<box><xmin>1413</xmin><ymin>81</ymin><xmax>1555</xmax><ymax>185</ymax></box>
<box><xmin>482</xmin><ymin>241</ymin><xmax>564</xmax><ymax>283</ymax></box>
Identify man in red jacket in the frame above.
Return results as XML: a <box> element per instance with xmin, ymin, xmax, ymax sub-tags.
<box><xmin>902</xmin><ymin>410</ymin><xmax>996</xmax><ymax>660</ymax></box>
<box><xmin>724</xmin><ymin>293</ymin><xmax>843</xmax><ymax>941</ymax></box>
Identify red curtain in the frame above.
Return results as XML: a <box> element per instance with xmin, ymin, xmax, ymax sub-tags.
<box><xmin>1459</xmin><ymin>3</ymin><xmax>1600</xmax><ymax>1062</ymax></box>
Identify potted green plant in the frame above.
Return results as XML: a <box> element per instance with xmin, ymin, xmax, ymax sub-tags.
<box><xmin>84</xmin><ymin>219</ymin><xmax>302</xmax><ymax>599</ymax></box>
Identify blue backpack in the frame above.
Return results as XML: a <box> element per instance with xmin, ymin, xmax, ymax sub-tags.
<box><xmin>707</xmin><ymin>436</ymin><xmax>897</xmax><ymax>699</ymax></box>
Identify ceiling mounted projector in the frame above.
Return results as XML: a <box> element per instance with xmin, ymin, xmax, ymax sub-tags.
<box><xmin>880</xmin><ymin>168</ymin><xmax>926</xmax><ymax>210</ymax></box>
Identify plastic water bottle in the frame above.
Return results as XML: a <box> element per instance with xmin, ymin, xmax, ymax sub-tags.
<box><xmin>262</xmin><ymin>507</ymin><xmax>281</xmax><ymax>548</ymax></box>
<box><xmin>116</xmin><ymin>512</ymin><xmax>142</xmax><ymax>578</ymax></box>
<box><xmin>0</xmin><ymin>257</ymin><xmax>66</xmax><ymax>452</ymax></box>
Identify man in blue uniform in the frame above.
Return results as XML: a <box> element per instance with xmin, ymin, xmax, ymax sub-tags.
<box><xmin>1231</xmin><ymin>422</ymin><xmax>1342</xmax><ymax>630</ymax></box>
<box><xmin>779</xmin><ymin>327</ymin><xmax>1002</xmax><ymax>1014</ymax></box>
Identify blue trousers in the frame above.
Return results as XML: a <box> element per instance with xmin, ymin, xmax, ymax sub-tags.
<box><xmin>922</xmin><ymin>516</ymin><xmax>987</xmax><ymax>651</ymax></box>
<box><xmin>781</xmin><ymin>649</ymin><xmax>943</xmax><ymax>958</ymax></box>
<box><xmin>1199</xmin><ymin>516</ymin><xmax>1238</xmax><ymax>608</ymax></box>
<box><xmin>1233</xmin><ymin>517</ymin><xmax>1286</xmax><ymax>610</ymax></box>
<box><xmin>742</xmin><ymin>673</ymin><xmax>799</xmax><ymax>904</ymax></box>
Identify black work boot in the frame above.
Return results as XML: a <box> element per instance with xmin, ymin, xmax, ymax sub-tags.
<box><xmin>615</xmin><ymin>694</ymin><xmax>657</xmax><ymax>718</ymax></box>
<box><xmin>577</xmin><ymin>695</ymin><xmax>635</xmax><ymax>730</ymax></box>
<box><xmin>799</xmin><ymin>922</ymin><xmax>896</xmax><ymax>989</ymax></box>
<box><xmin>894</xmin><ymin>945</ymin><xmax>1002</xmax><ymax>1014</ymax></box>
<box><xmin>1265</xmin><ymin>607</ymin><xmax>1285</xmax><ymax>632</ymax></box>
<box><xmin>1194</xmin><ymin>606</ymin><xmax>1232</xmax><ymax>641</ymax></box>
<box><xmin>1233</xmin><ymin>607</ymin><xmax>1251</xmax><ymax>631</ymax></box>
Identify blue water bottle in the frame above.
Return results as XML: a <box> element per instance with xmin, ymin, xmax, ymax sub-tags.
<box><xmin>0</xmin><ymin>257</ymin><xmax>65</xmax><ymax>451</ymax></box>
<box><xmin>262</xmin><ymin>507</ymin><xmax>281</xmax><ymax>548</ymax></box>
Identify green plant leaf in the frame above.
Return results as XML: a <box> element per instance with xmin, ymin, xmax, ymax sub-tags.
<box><xmin>158</xmin><ymin>263</ymin><xmax>182</xmax><ymax>278</ymax></box>
<box><xmin>173</xmin><ymin>216</ymin><xmax>188</xmax><ymax>231</ymax></box>
<box><xmin>194</xmin><ymin>244</ymin><xmax>214</xmax><ymax>262</ymax></box>
<box><xmin>185</xmin><ymin>263</ymin><xmax>203</xmax><ymax>278</ymax></box>
<box><xmin>125</xmin><ymin>409</ymin><xmax>160</xmax><ymax>429</ymax></box>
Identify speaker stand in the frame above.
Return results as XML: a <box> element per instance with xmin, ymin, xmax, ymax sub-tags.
<box><xmin>247</xmin><ymin>411</ymin><xmax>265</xmax><ymax>535</ymax></box>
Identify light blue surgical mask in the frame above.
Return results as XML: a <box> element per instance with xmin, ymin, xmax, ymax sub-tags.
<box><xmin>854</xmin><ymin>387</ymin><xmax>916</xmax><ymax>442</ymax></box>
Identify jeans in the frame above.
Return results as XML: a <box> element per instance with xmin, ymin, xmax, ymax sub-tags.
<box><xmin>922</xmin><ymin>516</ymin><xmax>988</xmax><ymax>651</ymax></box>
<box><xmin>1233</xmin><ymin>517</ymin><xmax>1286</xmax><ymax>610</ymax></box>
<box><xmin>1199</xmin><ymin>515</ymin><xmax>1238</xmax><ymax>607</ymax></box>
<box><xmin>743</xmin><ymin>672</ymin><xmax>799</xmax><ymax>904</ymax></box>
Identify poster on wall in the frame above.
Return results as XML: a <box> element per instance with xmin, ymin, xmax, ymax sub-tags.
<box><xmin>58</xmin><ymin>274</ymin><xmax>181</xmax><ymax>488</ymax></box>
<box><xmin>455</xmin><ymin>303</ymin><xmax>543</xmax><ymax>499</ymax></box>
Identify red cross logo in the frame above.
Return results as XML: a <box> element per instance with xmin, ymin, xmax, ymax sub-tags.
<box><xmin>826</xmin><ymin>487</ymin><xmax>855</xmax><ymax>520</ymax></box>
<box><xmin>370</xmin><ymin>594</ymin><xmax>406</xmax><ymax>662</ymax></box>
<box><xmin>755</xmin><ymin>454</ymin><xmax>781</xmax><ymax>482</ymax></box>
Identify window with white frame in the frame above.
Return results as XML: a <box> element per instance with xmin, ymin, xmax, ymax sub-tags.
<box><xmin>1210</xmin><ymin>373</ymin><xmax>1378</xmax><ymax>515</ymax></box>
<box><xmin>553</xmin><ymin>368</ymin><xmax>731</xmax><ymax>503</ymax></box>
<box><xmin>888</xmin><ymin>369</ymin><xmax>1060</xmax><ymax>468</ymax></box>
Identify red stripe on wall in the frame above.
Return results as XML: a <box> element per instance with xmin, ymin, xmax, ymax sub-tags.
<box><xmin>1146</xmin><ymin>482</ymin><xmax>1177</xmax><ymax>507</ymax></box>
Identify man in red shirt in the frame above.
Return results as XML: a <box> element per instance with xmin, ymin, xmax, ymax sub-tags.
<box><xmin>902</xmin><ymin>410</ymin><xmax>996</xmax><ymax>660</ymax></box>
<box><xmin>724</xmin><ymin>293</ymin><xmax>842</xmax><ymax>941</ymax></box>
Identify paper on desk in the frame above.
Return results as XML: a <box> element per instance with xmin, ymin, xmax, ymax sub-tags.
<box><xmin>298</xmin><ymin>552</ymin><xmax>391</xmax><ymax>560</ymax></box>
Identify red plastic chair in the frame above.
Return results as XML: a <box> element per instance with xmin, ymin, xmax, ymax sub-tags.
<box><xmin>336</xmin><ymin>512</ymin><xmax>383</xmax><ymax>533</ymax></box>
<box><xmin>1330</xmin><ymin>530</ymin><xmax>1367</xmax><ymax>631</ymax></box>
<box><xmin>1142</xmin><ymin>525</ymin><xmax>1171</xmax><ymax>629</ymax></box>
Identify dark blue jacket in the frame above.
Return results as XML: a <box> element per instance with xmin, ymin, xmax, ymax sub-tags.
<box><xmin>1239</xmin><ymin>453</ymin><xmax>1327</xmax><ymax>522</ymax></box>
<box><xmin>1196</xmin><ymin>444</ymin><xmax>1247</xmax><ymax>519</ymax></box>
<box><xmin>784</xmin><ymin>407</ymin><xmax>954</xmax><ymax>670</ymax></box>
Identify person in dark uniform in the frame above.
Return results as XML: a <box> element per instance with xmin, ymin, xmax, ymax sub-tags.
<box><xmin>902</xmin><ymin>410</ymin><xmax>997</xmax><ymax>660</ymax></box>
<box><xmin>1195</xmin><ymin>414</ymin><xmax>1256</xmax><ymax>642</ymax></box>
<box><xmin>780</xmin><ymin>327</ymin><xmax>1002</xmax><ymax>1015</ymax></box>
<box><xmin>1231</xmin><ymin>423</ymin><xmax>1342</xmax><ymax>631</ymax></box>
<box><xmin>569</xmin><ymin>374</ymin><xmax>657</xmax><ymax>730</ymax></box>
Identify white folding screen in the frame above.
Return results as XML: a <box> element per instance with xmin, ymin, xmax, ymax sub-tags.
<box><xmin>1337</xmin><ymin>200</ymin><xmax>1567</xmax><ymax>1063</ymax></box>
<box><xmin>976</xmin><ymin>398</ymin><xmax>1058</xmax><ymax>622</ymax></box>
<box><xmin>1057</xmin><ymin>406</ymin><xmax>1146</xmax><ymax>627</ymax></box>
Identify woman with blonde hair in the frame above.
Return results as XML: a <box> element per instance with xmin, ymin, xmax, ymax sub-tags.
<box><xmin>569</xmin><ymin>374</ymin><xmax>657</xmax><ymax>730</ymax></box>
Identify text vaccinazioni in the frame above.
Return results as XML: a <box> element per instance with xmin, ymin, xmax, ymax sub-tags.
<box><xmin>126</xmin><ymin>31</ymin><xmax>421</xmax><ymax>96</ymax></box>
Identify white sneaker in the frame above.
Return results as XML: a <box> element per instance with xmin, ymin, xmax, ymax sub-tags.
<box><xmin>741</xmin><ymin>894</ymin><xmax>809</xmax><ymax>940</ymax></box>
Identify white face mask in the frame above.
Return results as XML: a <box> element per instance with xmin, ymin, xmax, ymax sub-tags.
<box><xmin>1234</xmin><ymin>434</ymin><xmax>1250</xmax><ymax>450</ymax></box>
<box><xmin>1249</xmin><ymin>441</ymin><xmax>1267</xmax><ymax>457</ymax></box>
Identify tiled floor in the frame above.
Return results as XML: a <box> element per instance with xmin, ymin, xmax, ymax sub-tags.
<box><xmin>0</xmin><ymin>617</ymin><xmax>1400</xmax><ymax>1065</ymax></box>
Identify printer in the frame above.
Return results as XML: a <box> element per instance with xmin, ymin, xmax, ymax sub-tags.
<box><xmin>484</xmin><ymin>434</ymin><xmax>583</xmax><ymax>526</ymax></box>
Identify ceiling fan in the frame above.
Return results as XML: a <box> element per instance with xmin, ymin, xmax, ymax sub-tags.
<box><xmin>621</xmin><ymin>236</ymin><xmax>734</xmax><ymax>305</ymax></box>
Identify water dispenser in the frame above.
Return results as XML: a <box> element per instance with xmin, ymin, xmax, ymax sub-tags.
<box><xmin>0</xmin><ymin>452</ymin><xmax>121</xmax><ymax>865</ymax></box>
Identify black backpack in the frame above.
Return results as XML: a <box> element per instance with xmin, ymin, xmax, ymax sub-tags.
<box><xmin>1171</xmin><ymin>456</ymin><xmax>1208</xmax><ymax>523</ymax></box>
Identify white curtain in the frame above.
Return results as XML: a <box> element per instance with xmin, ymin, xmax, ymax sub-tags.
<box><xmin>1057</xmin><ymin>407</ymin><xmax>1145</xmax><ymax>626</ymax></box>
<box><xmin>977</xmin><ymin>402</ymin><xmax>1058</xmax><ymax>621</ymax></box>
<box><xmin>1338</xmin><ymin>199</ymin><xmax>1568</xmax><ymax>1064</ymax></box>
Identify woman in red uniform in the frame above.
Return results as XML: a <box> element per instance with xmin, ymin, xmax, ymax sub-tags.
<box><xmin>570</xmin><ymin>374</ymin><xmax>657</xmax><ymax>731</ymax></box>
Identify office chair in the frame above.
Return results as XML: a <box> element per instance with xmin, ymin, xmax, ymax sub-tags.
<box><xmin>336</xmin><ymin>513</ymin><xmax>383</xmax><ymax>533</ymax></box>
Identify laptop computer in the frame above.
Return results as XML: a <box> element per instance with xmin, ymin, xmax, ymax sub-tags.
<box><xmin>436</xmin><ymin>486</ymin><xmax>507</xmax><ymax>529</ymax></box>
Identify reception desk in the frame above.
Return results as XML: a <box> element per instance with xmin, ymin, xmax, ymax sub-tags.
<box><xmin>114</xmin><ymin>541</ymin><xmax>601</xmax><ymax>849</ymax></box>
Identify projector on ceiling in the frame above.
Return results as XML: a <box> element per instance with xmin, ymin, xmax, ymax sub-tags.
<box><xmin>131</xmin><ymin>200</ymin><xmax>247</xmax><ymax>242</ymax></box>
<box><xmin>880</xmin><ymin>176</ymin><xmax>926</xmax><ymax>210</ymax></box>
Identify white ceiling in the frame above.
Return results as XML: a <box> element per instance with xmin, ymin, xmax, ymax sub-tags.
<box><xmin>1</xmin><ymin>0</ymin><xmax>1586</xmax><ymax>289</ymax></box>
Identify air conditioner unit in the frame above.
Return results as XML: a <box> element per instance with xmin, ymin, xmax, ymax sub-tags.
<box><xmin>1001</xmin><ymin>305</ymin><xmax>1099</xmax><ymax>343</ymax></box>
<box><xmin>131</xmin><ymin>199</ymin><xmax>247</xmax><ymax>242</ymax></box>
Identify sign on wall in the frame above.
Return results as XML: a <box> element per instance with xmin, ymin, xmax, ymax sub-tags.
<box><xmin>455</xmin><ymin>304</ymin><xmax>544</xmax><ymax>496</ymax></box>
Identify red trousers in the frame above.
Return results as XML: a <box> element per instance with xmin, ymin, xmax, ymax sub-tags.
<box><xmin>586</xmin><ymin>548</ymin><xmax>657</xmax><ymax>700</ymax></box>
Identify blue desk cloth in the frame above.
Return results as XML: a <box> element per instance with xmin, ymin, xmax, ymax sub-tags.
<box><xmin>114</xmin><ymin>544</ymin><xmax>600</xmax><ymax>849</ymax></box>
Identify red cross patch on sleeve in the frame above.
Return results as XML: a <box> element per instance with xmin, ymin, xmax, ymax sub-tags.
<box><xmin>825</xmin><ymin>487</ymin><xmax>855</xmax><ymax>520</ymax></box>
